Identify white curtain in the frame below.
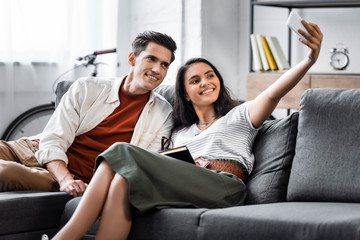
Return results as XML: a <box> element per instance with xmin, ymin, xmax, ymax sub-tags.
<box><xmin>0</xmin><ymin>0</ymin><xmax>118</xmax><ymax>66</ymax></box>
<box><xmin>0</xmin><ymin>0</ymin><xmax>119</xmax><ymax>136</ymax></box>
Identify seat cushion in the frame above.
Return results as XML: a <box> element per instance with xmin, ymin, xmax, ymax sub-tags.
<box><xmin>129</xmin><ymin>208</ymin><xmax>206</xmax><ymax>240</ymax></box>
<box><xmin>0</xmin><ymin>191</ymin><xmax>71</xmax><ymax>236</ymax></box>
<box><xmin>246</xmin><ymin>112</ymin><xmax>298</xmax><ymax>204</ymax></box>
<box><xmin>198</xmin><ymin>202</ymin><xmax>360</xmax><ymax>240</ymax></box>
<box><xmin>61</xmin><ymin>197</ymin><xmax>206</xmax><ymax>240</ymax></box>
<box><xmin>287</xmin><ymin>88</ymin><xmax>360</xmax><ymax>202</ymax></box>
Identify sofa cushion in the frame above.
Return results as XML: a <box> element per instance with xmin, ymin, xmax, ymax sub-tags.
<box><xmin>129</xmin><ymin>208</ymin><xmax>206</xmax><ymax>240</ymax></box>
<box><xmin>0</xmin><ymin>191</ymin><xmax>71</xmax><ymax>237</ymax></box>
<box><xmin>154</xmin><ymin>84</ymin><xmax>175</xmax><ymax>106</ymax></box>
<box><xmin>55</xmin><ymin>80</ymin><xmax>75</xmax><ymax>107</ymax></box>
<box><xmin>61</xmin><ymin>197</ymin><xmax>206</xmax><ymax>240</ymax></box>
<box><xmin>198</xmin><ymin>202</ymin><xmax>360</xmax><ymax>240</ymax></box>
<box><xmin>287</xmin><ymin>88</ymin><xmax>360</xmax><ymax>202</ymax></box>
<box><xmin>246</xmin><ymin>112</ymin><xmax>298</xmax><ymax>204</ymax></box>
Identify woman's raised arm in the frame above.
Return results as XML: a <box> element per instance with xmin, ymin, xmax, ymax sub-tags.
<box><xmin>248</xmin><ymin>20</ymin><xmax>323</xmax><ymax>128</ymax></box>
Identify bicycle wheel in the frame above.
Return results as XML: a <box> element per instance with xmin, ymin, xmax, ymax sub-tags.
<box><xmin>1</xmin><ymin>103</ymin><xmax>55</xmax><ymax>141</ymax></box>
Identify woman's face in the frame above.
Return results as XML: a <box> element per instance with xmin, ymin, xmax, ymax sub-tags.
<box><xmin>183</xmin><ymin>62</ymin><xmax>221</xmax><ymax>109</ymax></box>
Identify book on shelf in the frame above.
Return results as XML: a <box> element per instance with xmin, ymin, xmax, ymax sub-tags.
<box><xmin>260</xmin><ymin>35</ymin><xmax>278</xmax><ymax>71</ymax></box>
<box><xmin>265</xmin><ymin>36</ymin><xmax>290</xmax><ymax>70</ymax></box>
<box><xmin>251</xmin><ymin>34</ymin><xmax>290</xmax><ymax>72</ymax></box>
<box><xmin>159</xmin><ymin>146</ymin><xmax>195</xmax><ymax>164</ymax></box>
<box><xmin>255</xmin><ymin>34</ymin><xmax>270</xmax><ymax>71</ymax></box>
<box><xmin>250</xmin><ymin>34</ymin><xmax>263</xmax><ymax>71</ymax></box>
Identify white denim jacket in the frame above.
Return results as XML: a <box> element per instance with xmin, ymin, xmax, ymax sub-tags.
<box><xmin>35</xmin><ymin>76</ymin><xmax>173</xmax><ymax>166</ymax></box>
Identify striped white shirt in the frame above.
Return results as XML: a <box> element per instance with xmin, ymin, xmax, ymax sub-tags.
<box><xmin>172</xmin><ymin>102</ymin><xmax>259</xmax><ymax>174</ymax></box>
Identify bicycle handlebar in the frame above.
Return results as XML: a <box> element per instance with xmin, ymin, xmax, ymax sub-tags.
<box><xmin>77</xmin><ymin>48</ymin><xmax>117</xmax><ymax>61</ymax></box>
<box><xmin>93</xmin><ymin>48</ymin><xmax>116</xmax><ymax>55</ymax></box>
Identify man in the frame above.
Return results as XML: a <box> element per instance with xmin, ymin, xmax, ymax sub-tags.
<box><xmin>0</xmin><ymin>31</ymin><xmax>177</xmax><ymax>197</ymax></box>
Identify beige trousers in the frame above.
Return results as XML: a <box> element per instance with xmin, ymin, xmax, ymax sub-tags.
<box><xmin>0</xmin><ymin>138</ymin><xmax>58</xmax><ymax>192</ymax></box>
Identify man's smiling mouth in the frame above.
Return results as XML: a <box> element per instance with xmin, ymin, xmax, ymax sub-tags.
<box><xmin>146</xmin><ymin>73</ymin><xmax>159</xmax><ymax>81</ymax></box>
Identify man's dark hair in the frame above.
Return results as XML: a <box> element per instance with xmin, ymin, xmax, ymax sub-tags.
<box><xmin>132</xmin><ymin>30</ymin><xmax>177</xmax><ymax>63</ymax></box>
<box><xmin>171</xmin><ymin>58</ymin><xmax>240</xmax><ymax>133</ymax></box>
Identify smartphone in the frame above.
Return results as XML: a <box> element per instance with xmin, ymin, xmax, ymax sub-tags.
<box><xmin>287</xmin><ymin>11</ymin><xmax>309</xmax><ymax>40</ymax></box>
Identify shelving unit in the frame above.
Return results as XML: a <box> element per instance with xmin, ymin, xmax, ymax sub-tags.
<box><xmin>248</xmin><ymin>0</ymin><xmax>360</xmax><ymax>109</ymax></box>
<box><xmin>247</xmin><ymin>72</ymin><xmax>360</xmax><ymax>109</ymax></box>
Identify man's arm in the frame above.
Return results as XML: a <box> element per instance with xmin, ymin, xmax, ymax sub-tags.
<box><xmin>248</xmin><ymin>20</ymin><xmax>323</xmax><ymax>128</ymax></box>
<box><xmin>46</xmin><ymin>160</ymin><xmax>87</xmax><ymax>197</ymax></box>
<box><xmin>37</xmin><ymin>80</ymin><xmax>88</xmax><ymax>197</ymax></box>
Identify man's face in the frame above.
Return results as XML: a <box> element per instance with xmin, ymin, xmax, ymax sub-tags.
<box><xmin>130</xmin><ymin>42</ymin><xmax>172</xmax><ymax>94</ymax></box>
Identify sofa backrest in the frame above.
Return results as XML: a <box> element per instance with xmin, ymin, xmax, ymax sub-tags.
<box><xmin>287</xmin><ymin>88</ymin><xmax>360</xmax><ymax>202</ymax></box>
<box><xmin>246</xmin><ymin>112</ymin><xmax>299</xmax><ymax>204</ymax></box>
<box><xmin>55</xmin><ymin>81</ymin><xmax>74</xmax><ymax>107</ymax></box>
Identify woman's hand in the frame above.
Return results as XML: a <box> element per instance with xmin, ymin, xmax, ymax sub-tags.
<box><xmin>195</xmin><ymin>157</ymin><xmax>210</xmax><ymax>168</ymax></box>
<box><xmin>298</xmin><ymin>20</ymin><xmax>323</xmax><ymax>65</ymax></box>
<box><xmin>248</xmin><ymin>21</ymin><xmax>323</xmax><ymax>128</ymax></box>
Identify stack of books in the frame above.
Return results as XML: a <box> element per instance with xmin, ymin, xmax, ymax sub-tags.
<box><xmin>250</xmin><ymin>34</ymin><xmax>290</xmax><ymax>71</ymax></box>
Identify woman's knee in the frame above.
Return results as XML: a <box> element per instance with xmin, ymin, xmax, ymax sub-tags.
<box><xmin>94</xmin><ymin>161</ymin><xmax>116</xmax><ymax>183</ymax></box>
<box><xmin>113</xmin><ymin>174</ymin><xmax>129</xmax><ymax>190</ymax></box>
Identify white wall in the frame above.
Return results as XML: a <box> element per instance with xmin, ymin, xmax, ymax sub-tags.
<box><xmin>116</xmin><ymin>0</ymin><xmax>186</xmax><ymax>85</ymax></box>
<box><xmin>297</xmin><ymin>8</ymin><xmax>360</xmax><ymax>72</ymax></box>
<box><xmin>201</xmin><ymin>0</ymin><xmax>242</xmax><ymax>99</ymax></box>
<box><xmin>116</xmin><ymin>0</ymin><xmax>244</xmax><ymax>98</ymax></box>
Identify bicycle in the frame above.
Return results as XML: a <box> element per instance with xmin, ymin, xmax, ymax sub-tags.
<box><xmin>1</xmin><ymin>48</ymin><xmax>116</xmax><ymax>141</ymax></box>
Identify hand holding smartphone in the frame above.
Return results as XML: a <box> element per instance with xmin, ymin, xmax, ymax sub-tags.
<box><xmin>287</xmin><ymin>11</ymin><xmax>309</xmax><ymax>40</ymax></box>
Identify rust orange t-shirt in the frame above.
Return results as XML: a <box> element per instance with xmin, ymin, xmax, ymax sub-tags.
<box><xmin>66</xmin><ymin>84</ymin><xmax>150</xmax><ymax>183</ymax></box>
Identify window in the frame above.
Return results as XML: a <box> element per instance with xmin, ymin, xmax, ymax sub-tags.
<box><xmin>0</xmin><ymin>0</ymin><xmax>118</xmax><ymax>67</ymax></box>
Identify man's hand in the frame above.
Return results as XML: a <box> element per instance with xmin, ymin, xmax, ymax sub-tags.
<box><xmin>59</xmin><ymin>178</ymin><xmax>88</xmax><ymax>197</ymax></box>
<box><xmin>46</xmin><ymin>160</ymin><xmax>88</xmax><ymax>197</ymax></box>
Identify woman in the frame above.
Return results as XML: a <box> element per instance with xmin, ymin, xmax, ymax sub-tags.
<box><xmin>52</xmin><ymin>20</ymin><xmax>322</xmax><ymax>240</ymax></box>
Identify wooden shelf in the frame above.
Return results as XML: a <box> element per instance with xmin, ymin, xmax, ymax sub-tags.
<box><xmin>252</xmin><ymin>71</ymin><xmax>360</xmax><ymax>76</ymax></box>
<box><xmin>247</xmin><ymin>72</ymin><xmax>360</xmax><ymax>109</ymax></box>
<box><xmin>252</xmin><ymin>1</ymin><xmax>360</xmax><ymax>8</ymax></box>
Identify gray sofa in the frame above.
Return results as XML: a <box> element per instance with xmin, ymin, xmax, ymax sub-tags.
<box><xmin>1</xmin><ymin>86</ymin><xmax>360</xmax><ymax>240</ymax></box>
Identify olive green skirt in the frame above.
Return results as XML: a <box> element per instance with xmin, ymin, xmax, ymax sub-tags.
<box><xmin>96</xmin><ymin>142</ymin><xmax>246</xmax><ymax>215</ymax></box>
